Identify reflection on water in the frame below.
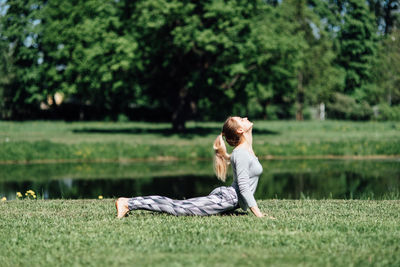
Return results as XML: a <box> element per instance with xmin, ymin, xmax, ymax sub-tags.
<box><xmin>0</xmin><ymin>159</ymin><xmax>399</xmax><ymax>200</ymax></box>
<box><xmin>0</xmin><ymin>176</ymin><xmax>220</xmax><ymax>200</ymax></box>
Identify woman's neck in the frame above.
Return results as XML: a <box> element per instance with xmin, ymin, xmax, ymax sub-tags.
<box><xmin>235</xmin><ymin>130</ymin><xmax>254</xmax><ymax>155</ymax></box>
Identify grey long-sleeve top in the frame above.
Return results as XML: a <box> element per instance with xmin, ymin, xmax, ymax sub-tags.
<box><xmin>230</xmin><ymin>147</ymin><xmax>263</xmax><ymax>211</ymax></box>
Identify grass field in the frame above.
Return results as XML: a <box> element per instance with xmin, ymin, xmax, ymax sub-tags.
<box><xmin>1</xmin><ymin>121</ymin><xmax>399</xmax><ymax>266</ymax></box>
<box><xmin>0</xmin><ymin>120</ymin><xmax>399</xmax><ymax>162</ymax></box>
<box><xmin>0</xmin><ymin>199</ymin><xmax>399</xmax><ymax>266</ymax></box>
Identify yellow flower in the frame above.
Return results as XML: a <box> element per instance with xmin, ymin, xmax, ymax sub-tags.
<box><xmin>1</xmin><ymin>197</ymin><xmax>6</xmax><ymax>202</ymax></box>
<box><xmin>27</xmin><ymin>190</ymin><xmax>35</xmax><ymax>195</ymax></box>
<box><xmin>98</xmin><ymin>195</ymin><xmax>103</xmax><ymax>200</ymax></box>
<box><xmin>16</xmin><ymin>192</ymin><xmax>22</xmax><ymax>198</ymax></box>
<box><xmin>33</xmin><ymin>195</ymin><xmax>36</xmax><ymax>199</ymax></box>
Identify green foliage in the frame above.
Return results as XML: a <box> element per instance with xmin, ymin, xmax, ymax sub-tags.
<box><xmin>374</xmin><ymin>29</ymin><xmax>400</xmax><ymax>106</ymax></box>
<box><xmin>279</xmin><ymin>0</ymin><xmax>345</xmax><ymax>120</ymax></box>
<box><xmin>327</xmin><ymin>93</ymin><xmax>374</xmax><ymax>120</ymax></box>
<box><xmin>0</xmin><ymin>0</ymin><xmax>399</xmax><ymax>124</ymax></box>
<box><xmin>367</xmin><ymin>0</ymin><xmax>400</xmax><ymax>34</ymax></box>
<box><xmin>338</xmin><ymin>0</ymin><xmax>378</xmax><ymax>97</ymax></box>
<box><xmin>39</xmin><ymin>0</ymin><xmax>141</xmax><ymax>117</ymax></box>
<box><xmin>376</xmin><ymin>103</ymin><xmax>400</xmax><ymax>121</ymax></box>
<box><xmin>0</xmin><ymin>34</ymin><xmax>13</xmax><ymax>118</ymax></box>
<box><xmin>0</xmin><ymin>0</ymin><xmax>43</xmax><ymax>119</ymax></box>
<box><xmin>130</xmin><ymin>0</ymin><xmax>302</xmax><ymax>127</ymax></box>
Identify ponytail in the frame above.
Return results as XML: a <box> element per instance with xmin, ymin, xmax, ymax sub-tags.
<box><xmin>213</xmin><ymin>133</ymin><xmax>230</xmax><ymax>182</ymax></box>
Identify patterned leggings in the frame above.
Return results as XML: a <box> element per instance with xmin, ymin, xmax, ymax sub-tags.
<box><xmin>127</xmin><ymin>186</ymin><xmax>238</xmax><ymax>216</ymax></box>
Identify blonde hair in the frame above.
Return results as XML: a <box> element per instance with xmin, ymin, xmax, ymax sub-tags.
<box><xmin>213</xmin><ymin>117</ymin><xmax>242</xmax><ymax>181</ymax></box>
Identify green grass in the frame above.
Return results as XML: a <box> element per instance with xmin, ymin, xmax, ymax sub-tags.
<box><xmin>0</xmin><ymin>120</ymin><xmax>399</xmax><ymax>162</ymax></box>
<box><xmin>1</xmin><ymin>122</ymin><xmax>398</xmax><ymax>266</ymax></box>
<box><xmin>0</xmin><ymin>199</ymin><xmax>399</xmax><ymax>266</ymax></box>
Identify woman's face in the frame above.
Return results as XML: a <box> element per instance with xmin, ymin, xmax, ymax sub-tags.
<box><xmin>233</xmin><ymin>116</ymin><xmax>253</xmax><ymax>133</ymax></box>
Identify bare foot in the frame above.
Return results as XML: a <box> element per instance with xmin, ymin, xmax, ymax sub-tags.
<box><xmin>115</xmin><ymin>198</ymin><xmax>130</xmax><ymax>218</ymax></box>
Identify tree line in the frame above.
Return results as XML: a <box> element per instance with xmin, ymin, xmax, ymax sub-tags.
<box><xmin>0</xmin><ymin>0</ymin><xmax>399</xmax><ymax>130</ymax></box>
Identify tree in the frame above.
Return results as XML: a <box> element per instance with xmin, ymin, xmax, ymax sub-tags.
<box><xmin>0</xmin><ymin>0</ymin><xmax>43</xmax><ymax>119</ymax></box>
<box><xmin>338</xmin><ymin>0</ymin><xmax>378</xmax><ymax>100</ymax></box>
<box><xmin>278</xmin><ymin>0</ymin><xmax>344</xmax><ymax>120</ymax></box>
<box><xmin>130</xmin><ymin>0</ymin><xmax>300</xmax><ymax>130</ymax></box>
<box><xmin>0</xmin><ymin>23</ymin><xmax>15</xmax><ymax>118</ymax></box>
<box><xmin>0</xmin><ymin>0</ymin><xmax>303</xmax><ymax>126</ymax></box>
<box><xmin>368</xmin><ymin>0</ymin><xmax>400</xmax><ymax>35</ymax></box>
<box><xmin>1</xmin><ymin>0</ymin><xmax>385</xmax><ymax>124</ymax></box>
<box><xmin>38</xmin><ymin>0</ymin><xmax>141</xmax><ymax>119</ymax></box>
<box><xmin>374</xmin><ymin>29</ymin><xmax>400</xmax><ymax>105</ymax></box>
<box><xmin>246</xmin><ymin>1</ymin><xmax>303</xmax><ymax>120</ymax></box>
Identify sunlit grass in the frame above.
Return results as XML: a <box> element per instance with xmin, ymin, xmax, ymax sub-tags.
<box><xmin>0</xmin><ymin>120</ymin><xmax>399</xmax><ymax>162</ymax></box>
<box><xmin>0</xmin><ymin>199</ymin><xmax>399</xmax><ymax>266</ymax></box>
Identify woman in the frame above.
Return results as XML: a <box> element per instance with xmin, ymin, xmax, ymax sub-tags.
<box><xmin>115</xmin><ymin>116</ymin><xmax>272</xmax><ymax>218</ymax></box>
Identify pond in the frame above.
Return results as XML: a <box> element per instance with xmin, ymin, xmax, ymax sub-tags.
<box><xmin>0</xmin><ymin>159</ymin><xmax>399</xmax><ymax>200</ymax></box>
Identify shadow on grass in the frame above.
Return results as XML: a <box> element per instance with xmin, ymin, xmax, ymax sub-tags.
<box><xmin>72</xmin><ymin>126</ymin><xmax>279</xmax><ymax>138</ymax></box>
<box><xmin>127</xmin><ymin>210</ymin><xmax>249</xmax><ymax>217</ymax></box>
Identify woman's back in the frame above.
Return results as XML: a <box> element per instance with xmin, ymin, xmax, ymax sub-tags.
<box><xmin>230</xmin><ymin>147</ymin><xmax>263</xmax><ymax>211</ymax></box>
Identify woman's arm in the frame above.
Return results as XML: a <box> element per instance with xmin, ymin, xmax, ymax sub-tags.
<box><xmin>250</xmin><ymin>206</ymin><xmax>264</xmax><ymax>217</ymax></box>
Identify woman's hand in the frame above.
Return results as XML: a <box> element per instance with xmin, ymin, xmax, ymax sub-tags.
<box><xmin>250</xmin><ymin>206</ymin><xmax>276</xmax><ymax>219</ymax></box>
<box><xmin>250</xmin><ymin>206</ymin><xmax>262</xmax><ymax>217</ymax></box>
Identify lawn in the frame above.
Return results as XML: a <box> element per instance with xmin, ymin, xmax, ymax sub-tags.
<box><xmin>0</xmin><ymin>120</ymin><xmax>399</xmax><ymax>162</ymax></box>
<box><xmin>1</xmin><ymin>120</ymin><xmax>399</xmax><ymax>266</ymax></box>
<box><xmin>0</xmin><ymin>199</ymin><xmax>399</xmax><ymax>266</ymax></box>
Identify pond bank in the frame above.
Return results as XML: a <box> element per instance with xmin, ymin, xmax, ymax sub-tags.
<box><xmin>1</xmin><ymin>159</ymin><xmax>399</xmax><ymax>200</ymax></box>
<box><xmin>0</xmin><ymin>154</ymin><xmax>399</xmax><ymax>165</ymax></box>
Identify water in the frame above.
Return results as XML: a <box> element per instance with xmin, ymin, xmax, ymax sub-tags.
<box><xmin>0</xmin><ymin>159</ymin><xmax>399</xmax><ymax>200</ymax></box>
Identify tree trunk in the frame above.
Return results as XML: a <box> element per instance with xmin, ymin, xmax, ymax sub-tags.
<box><xmin>384</xmin><ymin>0</ymin><xmax>395</xmax><ymax>35</ymax></box>
<box><xmin>296</xmin><ymin>72</ymin><xmax>304</xmax><ymax>121</ymax></box>
<box><xmin>171</xmin><ymin>87</ymin><xmax>188</xmax><ymax>132</ymax></box>
<box><xmin>263</xmin><ymin>101</ymin><xmax>269</xmax><ymax>120</ymax></box>
<box><xmin>172</xmin><ymin>111</ymin><xmax>186</xmax><ymax>132</ymax></box>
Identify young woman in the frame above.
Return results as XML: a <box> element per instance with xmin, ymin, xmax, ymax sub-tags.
<box><xmin>115</xmin><ymin>116</ymin><xmax>273</xmax><ymax>218</ymax></box>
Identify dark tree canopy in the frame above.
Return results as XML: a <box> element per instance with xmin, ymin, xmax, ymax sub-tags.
<box><xmin>1</xmin><ymin>0</ymin><xmax>400</xmax><ymax>127</ymax></box>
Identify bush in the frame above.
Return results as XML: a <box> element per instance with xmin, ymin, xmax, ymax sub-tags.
<box><xmin>326</xmin><ymin>93</ymin><xmax>373</xmax><ymax>120</ymax></box>
<box><xmin>246</xmin><ymin>98</ymin><xmax>264</xmax><ymax>119</ymax></box>
<box><xmin>117</xmin><ymin>113</ymin><xmax>130</xmax><ymax>122</ymax></box>
<box><xmin>375</xmin><ymin>103</ymin><xmax>400</xmax><ymax>121</ymax></box>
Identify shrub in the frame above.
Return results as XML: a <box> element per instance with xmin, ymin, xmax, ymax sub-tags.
<box><xmin>375</xmin><ymin>103</ymin><xmax>400</xmax><ymax>121</ymax></box>
<box><xmin>326</xmin><ymin>93</ymin><xmax>373</xmax><ymax>120</ymax></box>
